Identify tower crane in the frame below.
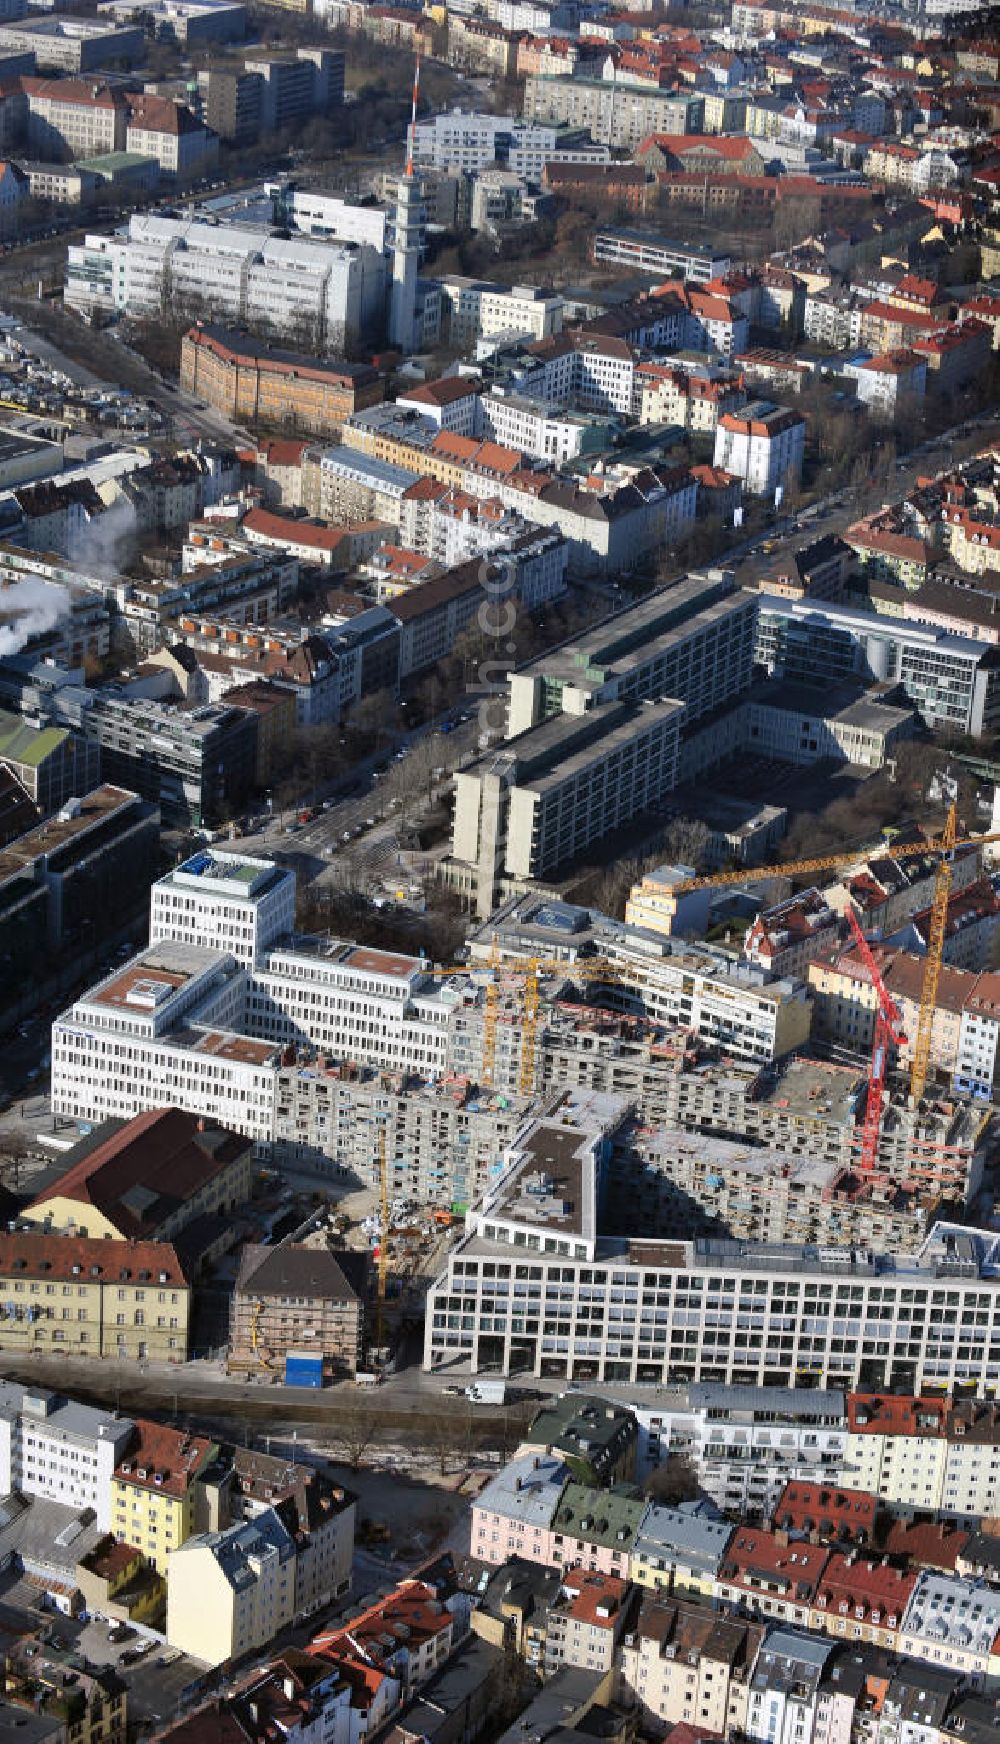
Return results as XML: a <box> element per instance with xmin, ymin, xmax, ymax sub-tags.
<box><xmin>669</xmin><ymin>802</ymin><xmax>994</xmax><ymax>1105</ymax></box>
<box><xmin>844</xmin><ymin>905</ymin><xmax>907</xmax><ymax>1175</ymax></box>
<box><xmin>375</xmin><ymin>1122</ymin><xmax>389</xmax><ymax>1352</ymax></box>
<box><xmin>473</xmin><ymin>805</ymin><xmax>998</xmax><ymax>1105</ymax></box>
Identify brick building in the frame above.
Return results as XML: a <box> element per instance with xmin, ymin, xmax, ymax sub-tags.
<box><xmin>230</xmin><ymin>1242</ymin><xmax>367</xmax><ymax>1378</ymax></box>
<box><xmin>180</xmin><ymin>326</ymin><xmax>383</xmax><ymax>437</ymax></box>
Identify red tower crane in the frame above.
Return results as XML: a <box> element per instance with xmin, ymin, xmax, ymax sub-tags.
<box><xmin>845</xmin><ymin>906</ymin><xmax>907</xmax><ymax>1175</ymax></box>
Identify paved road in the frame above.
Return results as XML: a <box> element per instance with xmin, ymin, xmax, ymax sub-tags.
<box><xmin>733</xmin><ymin>408</ymin><xmax>1000</xmax><ymax>590</ymax></box>
<box><xmin>236</xmin><ymin>707</ymin><xmax>487</xmax><ymax>882</ymax></box>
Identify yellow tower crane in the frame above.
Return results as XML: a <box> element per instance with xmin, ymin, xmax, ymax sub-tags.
<box><xmin>509</xmin><ymin>806</ymin><xmax>1000</xmax><ymax>1105</ymax></box>
<box><xmin>375</xmin><ymin>1122</ymin><xmax>389</xmax><ymax>1351</ymax></box>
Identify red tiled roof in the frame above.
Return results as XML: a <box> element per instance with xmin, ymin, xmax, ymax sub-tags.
<box><xmin>0</xmin><ymin>1230</ymin><xmax>188</xmax><ymax>1287</ymax></box>
<box><xmin>115</xmin><ymin>1419</ymin><xmax>215</xmax><ymax>1497</ymax></box>
<box><xmin>243</xmin><ymin>509</ymin><xmax>346</xmax><ymax>552</ymax></box>
<box><xmin>29</xmin><ymin>1106</ymin><xmax>249</xmax><ymax>1239</ymax></box>
<box><xmin>847</xmin><ymin>1394</ymin><xmax>949</xmax><ymax>1437</ymax></box>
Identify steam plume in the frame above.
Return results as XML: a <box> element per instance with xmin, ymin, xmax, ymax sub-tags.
<box><xmin>0</xmin><ymin>577</ymin><xmax>70</xmax><ymax>660</ymax></box>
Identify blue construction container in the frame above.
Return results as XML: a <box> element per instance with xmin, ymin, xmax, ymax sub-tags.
<box><xmin>285</xmin><ymin>1349</ymin><xmax>324</xmax><ymax>1388</ymax></box>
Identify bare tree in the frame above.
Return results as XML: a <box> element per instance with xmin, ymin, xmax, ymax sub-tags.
<box><xmin>643</xmin><ymin>1453</ymin><xmax>699</xmax><ymax>1505</ymax></box>
<box><xmin>661</xmin><ymin>815</ymin><xmax>711</xmax><ymax>871</ymax></box>
<box><xmin>332</xmin><ymin>1409</ymin><xmax>380</xmax><ymax>1469</ymax></box>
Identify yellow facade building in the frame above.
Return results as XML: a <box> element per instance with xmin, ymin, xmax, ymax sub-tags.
<box><xmin>112</xmin><ymin>1421</ymin><xmax>217</xmax><ymax>1575</ymax></box>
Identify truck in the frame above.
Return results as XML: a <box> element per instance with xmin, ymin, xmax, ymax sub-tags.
<box><xmin>465</xmin><ymin>1379</ymin><xmax>509</xmax><ymax>1405</ymax></box>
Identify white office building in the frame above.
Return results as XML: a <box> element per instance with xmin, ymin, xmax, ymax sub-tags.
<box><xmin>51</xmin><ymin>857</ymin><xmax>477</xmax><ymax>1139</ymax></box>
<box><xmin>65</xmin><ymin>214</ymin><xmax>387</xmax><ymax>354</ymax></box>
<box><xmin>423</xmin><ymin>1110</ymin><xmax>1000</xmax><ymax>1394</ymax></box>
<box><xmin>755</xmin><ymin>594</ymin><xmax>1000</xmax><ymax>738</ymax></box>
<box><xmin>150</xmin><ymin>850</ymin><xmax>295</xmax><ymax>969</ymax></box>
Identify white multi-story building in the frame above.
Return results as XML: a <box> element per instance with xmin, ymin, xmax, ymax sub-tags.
<box><xmin>285</xmin><ymin>189</ymin><xmax>389</xmax><ymax>250</ymax></box>
<box><xmin>65</xmin><ymin>214</ymin><xmax>387</xmax><ymax>354</ymax></box>
<box><xmin>714</xmin><ymin>400</ymin><xmax>806</xmax><ymax>496</ymax></box>
<box><xmin>481</xmin><ymin>388</ymin><xmax>612</xmax><ymax>463</ymax></box>
<box><xmin>438</xmin><ymin>276</ymin><xmax>563</xmax><ymax>347</ymax></box>
<box><xmin>755</xmin><ymin>593</ymin><xmax>1000</xmax><ymax>738</ymax></box>
<box><xmin>0</xmin><ymin>1384</ymin><xmax>133</xmax><ymax>1531</ymax></box>
<box><xmin>51</xmin><ymin>860</ymin><xmax>476</xmax><ymax>1138</ymax></box>
<box><xmin>51</xmin><ymin>942</ymin><xmax>281</xmax><ymax>1139</ymax></box>
<box><xmin>629</xmin><ymin>1386</ymin><xmax>848</xmax><ymax>1519</ymax></box>
<box><xmin>410</xmin><ymin>111</ymin><xmax>603</xmax><ymax>180</ymax></box>
<box><xmin>854</xmin><ymin>350</ymin><xmax>927</xmax><ymax>415</ymax></box>
<box><xmin>898</xmin><ymin>1573</ymin><xmax>1000</xmax><ymax>1682</ymax></box>
<box><xmin>150</xmin><ymin>850</ymin><xmax>295</xmax><ymax>969</ymax></box>
<box><xmin>424</xmin><ymin>1130</ymin><xmax>1000</xmax><ymax>1392</ymax></box>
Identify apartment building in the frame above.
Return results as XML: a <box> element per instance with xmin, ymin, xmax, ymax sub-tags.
<box><xmin>855</xmin><ymin>350</ymin><xmax>928</xmax><ymax>415</ymax></box>
<box><xmin>519</xmin><ymin>1394</ymin><xmax>637</xmax><ymax>1486</ymax></box>
<box><xmin>200</xmin><ymin>65</ymin><xmax>265</xmax><ymax>143</ymax></box>
<box><xmin>845</xmin><ymin>1395</ymin><xmax>1000</xmax><ymax>1526</ymax></box>
<box><xmin>480</xmin><ymin>390</ymin><xmax>614</xmax><ymax>463</ymax></box>
<box><xmin>470</xmin><ymin>1453</ymin><xmax>569</xmax><ymax>1567</ymax></box>
<box><xmin>808</xmin><ymin>1555</ymin><xmax>917</xmax><ymax>1652</ymax></box>
<box><xmin>4</xmin><ymin>1643</ymin><xmax>127</xmax><ymax>1744</ymax></box>
<box><xmin>542</xmin><ymin>1569</ymin><xmax>630</xmax><ymax>1677</ymax></box>
<box><xmin>424</xmin><ymin>1122</ymin><xmax>1000</xmax><ymax>1393</ymax></box>
<box><xmin>629</xmin><ymin>1504</ymin><xmax>733</xmax><ymax>1599</ymax></box>
<box><xmin>629</xmin><ymin>1385</ymin><xmax>849</xmax><ymax>1519</ymax></box>
<box><xmin>180</xmin><ymin>325</ymin><xmax>382</xmax><ymax>437</ymax></box>
<box><xmin>524</xmin><ymin>76</ymin><xmax>704</xmax><ymax>151</ymax></box>
<box><xmin>0</xmin><ymin>1233</ymin><xmax>190</xmax><ymax>1366</ymax></box>
<box><xmin>714</xmin><ymin>400</ymin><xmax>806</xmax><ymax>495</ymax></box>
<box><xmin>0</xmin><ymin>1383</ymin><xmax>133</xmax><ymax>1530</ymax></box>
<box><xmin>619</xmin><ymin>1596</ymin><xmax>763</xmax><ymax>1735</ymax></box>
<box><xmin>809</xmin><ymin>947</ymin><xmax>1000</xmax><ymax>1102</ymax></box>
<box><xmin>272</xmin><ymin>1064</ymin><xmax>532</xmax><ymax>1197</ymax></box>
<box><xmin>636</xmin><ymin>359</ymin><xmax>747</xmax><ymax>432</ymax></box>
<box><xmin>755</xmin><ymin>594</ymin><xmax>1000</xmax><ymax>737</ymax></box>
<box><xmin>228</xmin><ymin>1447</ymin><xmax>355</xmax><ymax>1616</ymax></box>
<box><xmin>745</xmin><ymin>1633</ymin><xmax>834</xmax><ymax>1744</ymax></box>
<box><xmin>112</xmin><ymin>1420</ymin><xmax>217</xmax><ymax>1574</ymax></box>
<box><xmin>897</xmin><ymin>1574</ymin><xmax>1000</xmax><ymax>1683</ymax></box>
<box><xmin>615</xmin><ymin>1128</ymin><xmax>931</xmax><ymax>1251</ymax></box>
<box><xmin>743</xmin><ymin>889</ymin><xmax>841</xmax><ymax>980</ymax></box>
<box><xmin>241</xmin><ymin>46</ymin><xmax>343</xmax><ymax>131</ymax></box>
<box><xmin>716</xmin><ymin>1530</ymin><xmax>830</xmax><ymax>1627</ymax></box>
<box><xmin>167</xmin><ymin>1507</ymin><xmax>297</xmax><ymax>1665</ymax></box>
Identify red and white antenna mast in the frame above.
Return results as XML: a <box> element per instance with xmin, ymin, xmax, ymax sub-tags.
<box><xmin>405</xmin><ymin>55</ymin><xmax>421</xmax><ymax>179</ymax></box>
